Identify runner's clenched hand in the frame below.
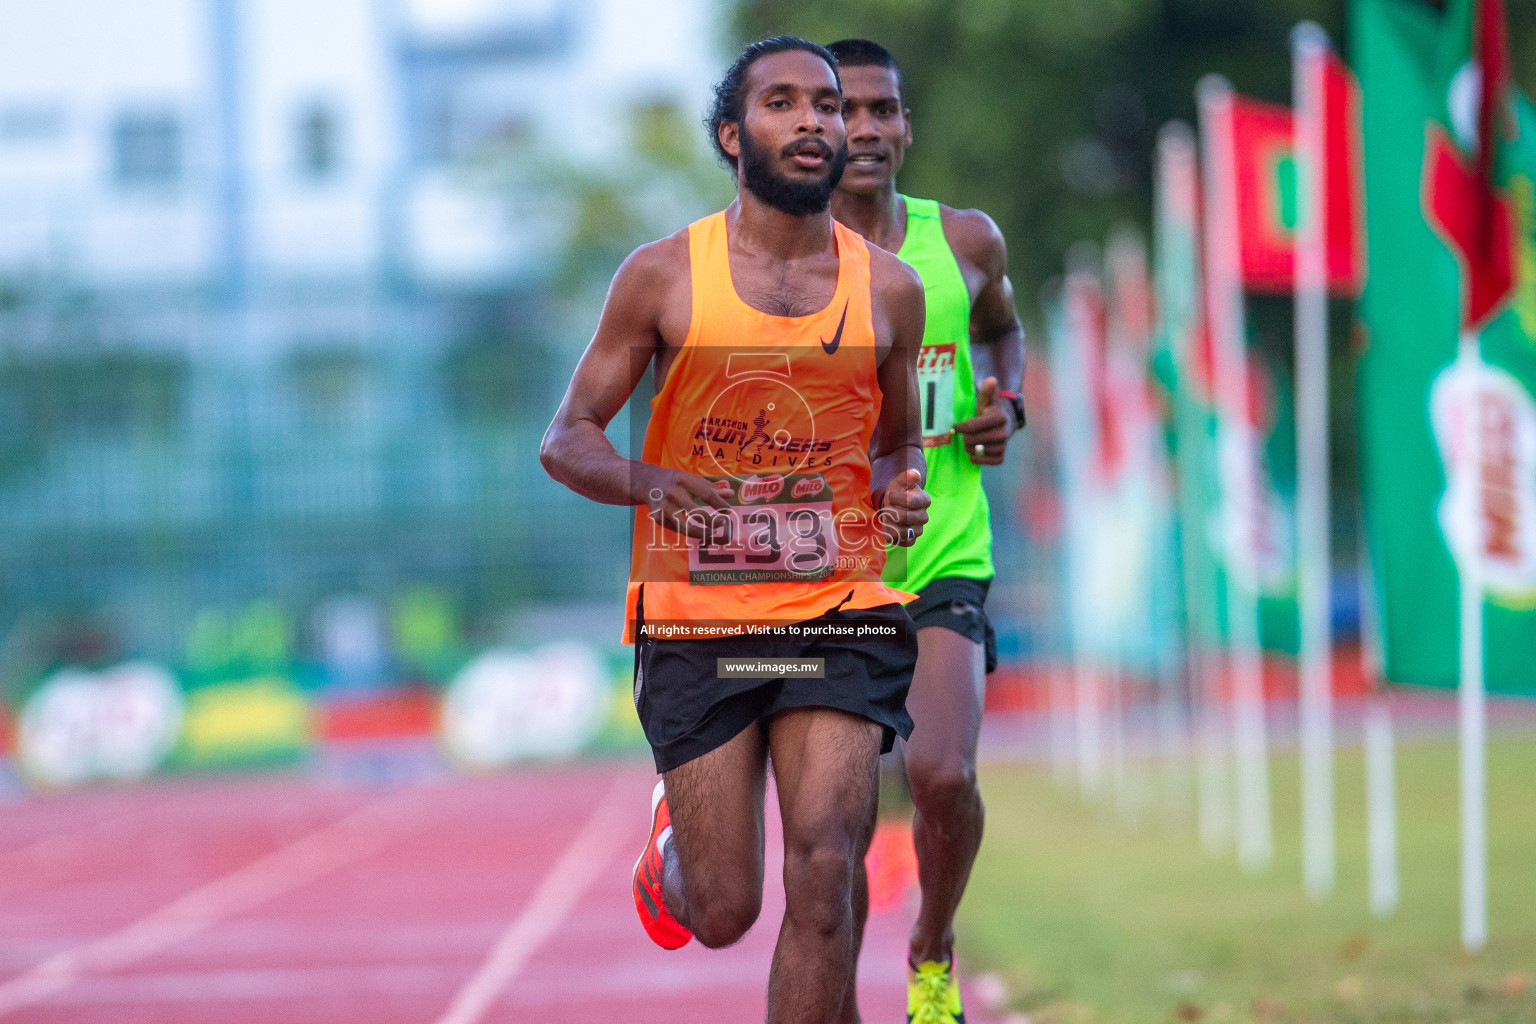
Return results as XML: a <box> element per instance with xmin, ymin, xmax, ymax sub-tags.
<box><xmin>643</xmin><ymin>468</ymin><xmax>732</xmax><ymax>540</ymax></box>
<box><xmin>955</xmin><ymin>376</ymin><xmax>1012</xmax><ymax>466</ymax></box>
<box><xmin>878</xmin><ymin>468</ymin><xmax>931</xmax><ymax>547</ymax></box>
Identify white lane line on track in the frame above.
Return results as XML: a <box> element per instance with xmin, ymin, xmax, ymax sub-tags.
<box><xmin>32</xmin><ymin>964</ymin><xmax>468</xmax><ymax>1004</ymax></box>
<box><xmin>435</xmin><ymin>773</ymin><xmax>637</xmax><ymax>1024</ymax></box>
<box><xmin>0</xmin><ymin>783</ymin><xmax>437</xmax><ymax>1019</ymax></box>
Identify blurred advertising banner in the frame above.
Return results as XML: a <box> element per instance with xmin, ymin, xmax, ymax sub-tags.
<box><xmin>6</xmin><ymin>593</ymin><xmax>648</xmax><ymax>788</ymax></box>
<box><xmin>1355</xmin><ymin>0</ymin><xmax>1536</xmax><ymax>692</ymax></box>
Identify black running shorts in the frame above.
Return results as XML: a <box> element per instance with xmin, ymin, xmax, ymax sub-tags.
<box><xmin>905</xmin><ymin>575</ymin><xmax>998</xmax><ymax>674</ymax></box>
<box><xmin>632</xmin><ymin>599</ymin><xmax>918</xmax><ymax>773</ymax></box>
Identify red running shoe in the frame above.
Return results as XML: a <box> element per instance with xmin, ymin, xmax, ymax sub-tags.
<box><xmin>633</xmin><ymin>780</ymin><xmax>692</xmax><ymax>949</ymax></box>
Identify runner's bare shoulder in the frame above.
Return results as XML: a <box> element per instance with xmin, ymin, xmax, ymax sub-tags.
<box><xmin>866</xmin><ymin>241</ymin><xmax>925</xmax><ymax>363</ymax></box>
<box><xmin>937</xmin><ymin>205</ymin><xmax>1007</xmax><ymax>281</ymax></box>
<box><xmin>867</xmin><ymin>242</ymin><xmax>925</xmax><ymax>318</ymax></box>
<box><xmin>606</xmin><ymin>227</ymin><xmax>693</xmax><ymax>348</ymax></box>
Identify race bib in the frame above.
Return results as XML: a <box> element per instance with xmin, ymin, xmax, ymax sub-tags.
<box><xmin>687</xmin><ymin>474</ymin><xmax>839</xmax><ymax>584</ymax></box>
<box><xmin>918</xmin><ymin>344</ymin><xmax>957</xmax><ymax>447</ymax></box>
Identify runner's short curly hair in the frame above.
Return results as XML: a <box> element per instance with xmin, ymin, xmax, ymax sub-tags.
<box><xmin>705</xmin><ymin>35</ymin><xmax>841</xmax><ymax>172</ymax></box>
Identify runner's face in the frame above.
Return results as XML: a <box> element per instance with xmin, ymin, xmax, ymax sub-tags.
<box><xmin>725</xmin><ymin>50</ymin><xmax>847</xmax><ymax>210</ymax></box>
<box><xmin>837</xmin><ymin>64</ymin><xmax>909</xmax><ymax>197</ymax></box>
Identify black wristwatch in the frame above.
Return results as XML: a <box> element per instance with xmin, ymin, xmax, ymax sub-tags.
<box><xmin>997</xmin><ymin>389</ymin><xmax>1026</xmax><ymax>431</ymax></box>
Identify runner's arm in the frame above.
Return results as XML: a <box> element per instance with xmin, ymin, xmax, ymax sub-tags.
<box><xmin>869</xmin><ymin>252</ymin><xmax>930</xmax><ymax>544</ymax></box>
<box><xmin>948</xmin><ymin>209</ymin><xmax>1025</xmax><ymax>465</ymax></box>
<box><xmin>540</xmin><ymin>240</ymin><xmax>728</xmax><ymax>523</ymax></box>
<box><xmin>955</xmin><ymin>209</ymin><xmax>1025</xmax><ymax>396</ymax></box>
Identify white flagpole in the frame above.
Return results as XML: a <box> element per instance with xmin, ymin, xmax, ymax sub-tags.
<box><xmin>1109</xmin><ymin>661</ymin><xmax>1129</xmax><ymax>817</ymax></box>
<box><xmin>1358</xmin><ymin>511</ymin><xmax>1400</xmax><ymax>917</ymax></box>
<box><xmin>1076</xmin><ymin>662</ymin><xmax>1104</xmax><ymax>799</ymax></box>
<box><xmin>1198</xmin><ymin>75</ymin><xmax>1274</xmax><ymax>872</ymax></box>
<box><xmin>1196</xmin><ymin>658</ymin><xmax>1233</xmax><ymax>853</ymax></box>
<box><xmin>1050</xmin><ymin>661</ymin><xmax>1075</xmax><ymax>787</ymax></box>
<box><xmin>1158</xmin><ymin>649</ymin><xmax>1193</xmax><ymax>827</ymax></box>
<box><xmin>1457</xmin><ymin>329</ymin><xmax>1488</xmax><ymax>952</ymax></box>
<box><xmin>1365</xmin><ymin>699</ymin><xmax>1400</xmax><ymax>917</ymax></box>
<box><xmin>1292</xmin><ymin>21</ymin><xmax>1337</xmax><ymax>899</ymax></box>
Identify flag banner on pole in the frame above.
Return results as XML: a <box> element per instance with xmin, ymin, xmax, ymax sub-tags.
<box><xmin>1230</xmin><ymin>81</ymin><xmax>1365</xmax><ymax>295</ymax></box>
<box><xmin>1154</xmin><ymin>134</ymin><xmax>1302</xmax><ymax>658</ymax></box>
<box><xmin>1155</xmin><ymin>129</ymin><xmax>1245</xmax><ymax>854</ymax></box>
<box><xmin>1213</xmin><ymin>342</ymin><xmax>1302</xmax><ymax>656</ymax></box>
<box><xmin>1154</xmin><ymin>123</ymin><xmax>1225</xmax><ymax>653</ymax></box>
<box><xmin>1046</xmin><ymin>277</ymin><xmax>1109</xmax><ymax>796</ymax></box>
<box><xmin>1200</xmin><ymin>75</ymin><xmax>1276</xmax><ymax>870</ymax></box>
<box><xmin>1354</xmin><ymin>0</ymin><xmax>1536</xmax><ymax>693</ymax></box>
<box><xmin>1048</xmin><ymin>269</ymin><xmax>1107</xmax><ymax>686</ymax></box>
<box><xmin>1105</xmin><ymin>225</ymin><xmax>1182</xmax><ymax>673</ymax></box>
<box><xmin>1050</xmin><ymin>256</ymin><xmax>1171</xmax><ymax>672</ymax></box>
<box><xmin>1246</xmin><ymin>351</ymin><xmax>1303</xmax><ymax>655</ymax></box>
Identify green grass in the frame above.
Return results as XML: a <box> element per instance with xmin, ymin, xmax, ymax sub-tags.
<box><xmin>961</xmin><ymin>737</ymin><xmax>1536</xmax><ymax>1023</ymax></box>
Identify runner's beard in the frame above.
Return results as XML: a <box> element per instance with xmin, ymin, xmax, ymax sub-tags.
<box><xmin>738</xmin><ymin>127</ymin><xmax>848</xmax><ymax>216</ymax></box>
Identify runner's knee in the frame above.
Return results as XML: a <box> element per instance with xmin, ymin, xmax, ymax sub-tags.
<box><xmin>690</xmin><ymin>884</ymin><xmax>762</xmax><ymax>948</ymax></box>
<box><xmin>783</xmin><ymin>838</ymin><xmax>856</xmax><ymax>937</ymax></box>
<box><xmin>906</xmin><ymin>755</ymin><xmax>979</xmax><ymax>814</ymax></box>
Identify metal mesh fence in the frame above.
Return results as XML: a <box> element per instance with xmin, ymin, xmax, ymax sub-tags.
<box><xmin>0</xmin><ymin>299</ymin><xmax>632</xmax><ymax>696</ymax></box>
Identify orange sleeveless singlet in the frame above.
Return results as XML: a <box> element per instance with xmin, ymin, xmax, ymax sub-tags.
<box><xmin>623</xmin><ymin>211</ymin><xmax>914</xmax><ymax>642</ymax></box>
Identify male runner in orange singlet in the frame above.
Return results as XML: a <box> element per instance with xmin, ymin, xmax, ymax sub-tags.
<box><xmin>541</xmin><ymin>37</ymin><xmax>931</xmax><ymax>1024</ymax></box>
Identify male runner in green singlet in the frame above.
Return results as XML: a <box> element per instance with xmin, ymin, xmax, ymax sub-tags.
<box><xmin>826</xmin><ymin>38</ymin><xmax>1027</xmax><ymax>1024</ymax></box>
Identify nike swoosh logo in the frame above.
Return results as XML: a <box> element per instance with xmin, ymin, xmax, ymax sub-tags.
<box><xmin>820</xmin><ymin>301</ymin><xmax>848</xmax><ymax>354</ymax></box>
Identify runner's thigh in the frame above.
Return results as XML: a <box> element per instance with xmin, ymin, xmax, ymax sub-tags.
<box><xmin>904</xmin><ymin>625</ymin><xmax>985</xmax><ymax>771</ymax></box>
<box><xmin>663</xmin><ymin>720</ymin><xmax>769</xmax><ymax>904</ymax></box>
<box><xmin>768</xmin><ymin>707</ymin><xmax>883</xmax><ymax>855</ymax></box>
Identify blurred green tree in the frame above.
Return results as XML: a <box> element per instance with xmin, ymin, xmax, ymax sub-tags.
<box><xmin>476</xmin><ymin>98</ymin><xmax>731</xmax><ymax>421</ymax></box>
<box><xmin>736</xmin><ymin>0</ymin><xmax>1536</xmax><ymax>322</ymax></box>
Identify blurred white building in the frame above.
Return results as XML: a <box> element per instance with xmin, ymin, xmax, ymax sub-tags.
<box><xmin>0</xmin><ymin>0</ymin><xmax>725</xmax><ymax>655</ymax></box>
<box><xmin>0</xmin><ymin>0</ymin><xmax>720</xmax><ymax>333</ymax></box>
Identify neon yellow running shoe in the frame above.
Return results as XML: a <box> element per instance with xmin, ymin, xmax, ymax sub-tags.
<box><xmin>907</xmin><ymin>959</ymin><xmax>966</xmax><ymax>1024</ymax></box>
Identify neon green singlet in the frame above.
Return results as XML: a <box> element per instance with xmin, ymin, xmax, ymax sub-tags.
<box><xmin>885</xmin><ymin>195</ymin><xmax>994</xmax><ymax>593</ymax></box>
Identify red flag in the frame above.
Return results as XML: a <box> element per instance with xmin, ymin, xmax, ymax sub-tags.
<box><xmin>1422</xmin><ymin>0</ymin><xmax>1517</xmax><ymax>330</ymax></box>
<box><xmin>1229</xmin><ymin>62</ymin><xmax>1364</xmax><ymax>295</ymax></box>
<box><xmin>1423</xmin><ymin>132</ymin><xmax>1515</xmax><ymax>328</ymax></box>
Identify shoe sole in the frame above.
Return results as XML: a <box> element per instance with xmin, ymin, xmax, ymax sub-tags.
<box><xmin>632</xmin><ymin>779</ymin><xmax>665</xmax><ymax>882</ymax></box>
<box><xmin>633</xmin><ymin>779</ymin><xmax>690</xmax><ymax>949</ymax></box>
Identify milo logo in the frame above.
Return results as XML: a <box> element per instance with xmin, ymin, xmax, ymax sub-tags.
<box><xmin>1430</xmin><ymin>358</ymin><xmax>1536</xmax><ymax>607</ymax></box>
<box><xmin>791</xmin><ymin>475</ymin><xmax>827</xmax><ymax>499</ymax></box>
<box><xmin>917</xmin><ymin>345</ymin><xmax>956</xmax><ymax>375</ymax></box>
<box><xmin>917</xmin><ymin>343</ymin><xmax>958</xmax><ymax>442</ymax></box>
<box><xmin>739</xmin><ymin>475</ymin><xmax>785</xmax><ymax>504</ymax></box>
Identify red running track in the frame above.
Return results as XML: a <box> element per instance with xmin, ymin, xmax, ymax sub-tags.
<box><xmin>0</xmin><ymin>760</ymin><xmax>1004</xmax><ymax>1023</ymax></box>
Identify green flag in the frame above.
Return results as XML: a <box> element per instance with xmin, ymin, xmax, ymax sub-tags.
<box><xmin>1155</xmin><ymin>124</ymin><xmax>1225</xmax><ymax>651</ymax></box>
<box><xmin>1354</xmin><ymin>0</ymin><xmax>1536</xmax><ymax>693</ymax></box>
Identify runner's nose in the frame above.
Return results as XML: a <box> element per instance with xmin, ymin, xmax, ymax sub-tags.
<box><xmin>846</xmin><ymin>111</ymin><xmax>879</xmax><ymax>143</ymax></box>
<box><xmin>796</xmin><ymin>99</ymin><xmax>825</xmax><ymax>135</ymax></box>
